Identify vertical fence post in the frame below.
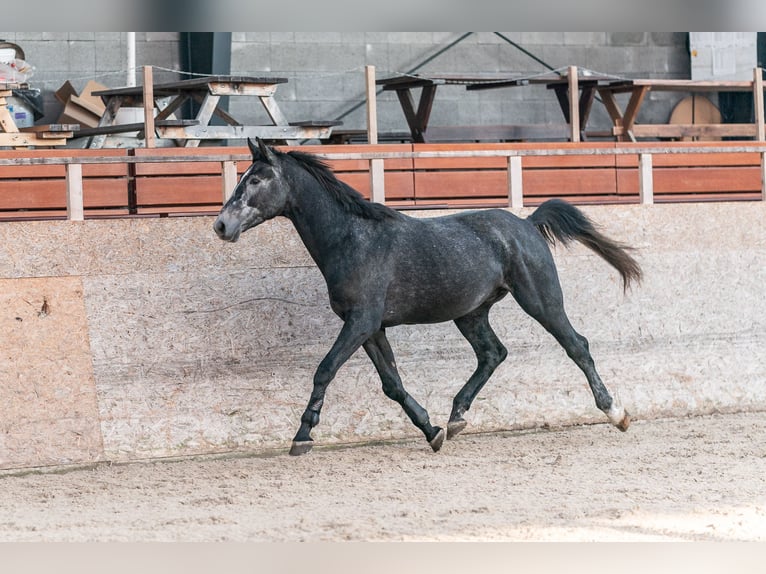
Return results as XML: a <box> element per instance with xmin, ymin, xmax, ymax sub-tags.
<box><xmin>143</xmin><ymin>65</ymin><xmax>156</xmax><ymax>149</ymax></box>
<box><xmin>754</xmin><ymin>67</ymin><xmax>765</xmax><ymax>142</ymax></box>
<box><xmin>508</xmin><ymin>155</ymin><xmax>524</xmax><ymax>208</ymax></box>
<box><xmin>222</xmin><ymin>160</ymin><xmax>237</xmax><ymax>203</ymax></box>
<box><xmin>568</xmin><ymin>65</ymin><xmax>580</xmax><ymax>143</ymax></box>
<box><xmin>65</xmin><ymin>163</ymin><xmax>84</xmax><ymax>221</ymax></box>
<box><xmin>639</xmin><ymin>153</ymin><xmax>654</xmax><ymax>205</ymax></box>
<box><xmin>365</xmin><ymin>65</ymin><xmax>386</xmax><ymax>203</ymax></box>
<box><xmin>761</xmin><ymin>152</ymin><xmax>766</xmax><ymax>201</ymax></box>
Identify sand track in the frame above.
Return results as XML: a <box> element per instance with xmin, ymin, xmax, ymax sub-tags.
<box><xmin>1</xmin><ymin>411</ymin><xmax>764</xmax><ymax>542</ymax></box>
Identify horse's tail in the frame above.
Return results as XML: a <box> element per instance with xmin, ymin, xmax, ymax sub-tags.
<box><xmin>528</xmin><ymin>199</ymin><xmax>642</xmax><ymax>291</ymax></box>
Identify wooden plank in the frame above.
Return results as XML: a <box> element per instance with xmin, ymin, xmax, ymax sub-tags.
<box><xmin>222</xmin><ymin>160</ymin><xmax>238</xmax><ymax>202</ymax></box>
<box><xmin>616</xmin><ymin>151</ymin><xmax>760</xmax><ymax>168</ymax></box>
<box><xmin>20</xmin><ymin>124</ymin><xmax>79</xmax><ymax>133</ymax></box>
<box><xmin>638</xmin><ymin>153</ymin><xmax>654</xmax><ymax>205</ymax></box>
<box><xmin>75</xmin><ymin>119</ymin><xmax>198</xmax><ymax>137</ymax></box>
<box><xmin>159</xmin><ymin>124</ymin><xmax>336</xmax><ymax>141</ymax></box>
<box><xmin>424</xmin><ymin>124</ymin><xmax>570</xmax><ymax>142</ymax></box>
<box><xmin>143</xmin><ymin>66</ymin><xmax>156</xmax><ymax>148</ymax></box>
<box><xmin>334</xmin><ymin>171</ymin><xmax>413</xmax><ymax>201</ymax></box>
<box><xmin>0</xmin><ymin>179</ymin><xmax>128</xmax><ymax>210</ymax></box>
<box><xmin>0</xmin><ymin>133</ymin><xmax>67</xmax><ymax>147</ymax></box>
<box><xmin>135</xmin><ymin>177</ymin><xmax>227</xmax><ymax>207</ymax></box>
<box><xmin>625</xmin><ymin>123</ymin><xmax>758</xmax><ymax>139</ymax></box>
<box><xmin>755</xmin><ymin>67</ymin><xmax>765</xmax><ymax>142</ymax></box>
<box><xmin>617</xmin><ymin>166</ymin><xmax>761</xmax><ymax>195</ymax></box>
<box><xmin>508</xmin><ymin>155</ymin><xmax>523</xmax><ymax>208</ymax></box>
<box><xmin>568</xmin><ymin>65</ymin><xmax>580</xmax><ymax>142</ymax></box>
<box><xmin>0</xmin><ymin>149</ymin><xmax>129</xmax><ymax>177</ymax></box>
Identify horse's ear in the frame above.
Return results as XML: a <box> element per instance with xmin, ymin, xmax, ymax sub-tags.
<box><xmin>250</xmin><ymin>137</ymin><xmax>277</xmax><ymax>165</ymax></box>
<box><xmin>247</xmin><ymin>137</ymin><xmax>259</xmax><ymax>159</ymax></box>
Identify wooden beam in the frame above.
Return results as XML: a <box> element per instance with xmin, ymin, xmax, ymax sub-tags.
<box><xmin>619</xmin><ymin>123</ymin><xmax>759</xmax><ymax>139</ymax></box>
<box><xmin>754</xmin><ymin>67</ymin><xmax>765</xmax><ymax>142</ymax></box>
<box><xmin>365</xmin><ymin>65</ymin><xmax>386</xmax><ymax>204</ymax></box>
<box><xmin>508</xmin><ymin>155</ymin><xmax>523</xmax><ymax>208</ymax></box>
<box><xmin>762</xmin><ymin>152</ymin><xmax>766</xmax><ymax>201</ymax></box>
<box><xmin>143</xmin><ymin>66</ymin><xmax>156</xmax><ymax>148</ymax></box>
<box><xmin>222</xmin><ymin>160</ymin><xmax>238</xmax><ymax>202</ymax></box>
<box><xmin>66</xmin><ymin>163</ymin><xmax>84</xmax><ymax>220</ymax></box>
<box><xmin>639</xmin><ymin>153</ymin><xmax>654</xmax><ymax>205</ymax></box>
<box><xmin>568</xmin><ymin>66</ymin><xmax>580</xmax><ymax>143</ymax></box>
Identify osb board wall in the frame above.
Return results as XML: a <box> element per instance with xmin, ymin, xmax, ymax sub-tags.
<box><xmin>0</xmin><ymin>277</ymin><xmax>103</xmax><ymax>469</ymax></box>
<box><xmin>1</xmin><ymin>203</ymin><xmax>765</xmax><ymax>471</ymax></box>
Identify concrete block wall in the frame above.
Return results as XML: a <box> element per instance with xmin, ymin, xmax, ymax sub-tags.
<box><xmin>2</xmin><ymin>202</ymin><xmax>765</xmax><ymax>472</ymax></box>
<box><xmin>0</xmin><ymin>32</ymin><xmax>182</xmax><ymax>124</ymax></box>
<box><xmin>0</xmin><ymin>32</ymin><xmax>690</xmax><ymax>134</ymax></box>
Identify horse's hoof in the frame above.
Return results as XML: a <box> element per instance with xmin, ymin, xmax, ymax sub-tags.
<box><xmin>607</xmin><ymin>404</ymin><xmax>631</xmax><ymax>432</ymax></box>
<box><xmin>289</xmin><ymin>440</ymin><xmax>314</xmax><ymax>456</ymax></box>
<box><xmin>429</xmin><ymin>427</ymin><xmax>445</xmax><ymax>452</ymax></box>
<box><xmin>447</xmin><ymin>420</ymin><xmax>468</xmax><ymax>440</ymax></box>
<box><xmin>616</xmin><ymin>411</ymin><xmax>631</xmax><ymax>432</ymax></box>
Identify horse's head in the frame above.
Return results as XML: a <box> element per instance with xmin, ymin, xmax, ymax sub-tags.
<box><xmin>214</xmin><ymin>138</ymin><xmax>289</xmax><ymax>242</ymax></box>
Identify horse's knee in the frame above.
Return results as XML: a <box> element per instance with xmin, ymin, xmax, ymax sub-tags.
<box><xmin>381</xmin><ymin>379</ymin><xmax>406</xmax><ymax>402</ymax></box>
<box><xmin>494</xmin><ymin>343</ymin><xmax>508</xmax><ymax>366</ymax></box>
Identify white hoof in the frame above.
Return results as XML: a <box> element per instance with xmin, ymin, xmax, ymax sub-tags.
<box><xmin>607</xmin><ymin>403</ymin><xmax>630</xmax><ymax>431</ymax></box>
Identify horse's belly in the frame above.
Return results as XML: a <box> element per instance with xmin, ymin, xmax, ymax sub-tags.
<box><xmin>383</xmin><ymin>279</ymin><xmax>507</xmax><ymax>326</ymax></box>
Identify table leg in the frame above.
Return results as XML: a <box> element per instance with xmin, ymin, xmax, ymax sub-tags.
<box><xmin>621</xmin><ymin>86</ymin><xmax>648</xmax><ymax>141</ymax></box>
<box><xmin>184</xmin><ymin>92</ymin><xmax>220</xmax><ymax>148</ymax></box>
<box><xmin>88</xmin><ymin>96</ymin><xmax>124</xmax><ymax>149</ymax></box>
<box><xmin>259</xmin><ymin>95</ymin><xmax>298</xmax><ymax>145</ymax></box>
<box><xmin>0</xmin><ymin>90</ymin><xmax>18</xmax><ymax>134</ymax></box>
<box><xmin>395</xmin><ymin>85</ymin><xmax>437</xmax><ymax>143</ymax></box>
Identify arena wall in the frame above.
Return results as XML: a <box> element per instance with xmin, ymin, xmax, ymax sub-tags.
<box><xmin>2</xmin><ymin>201</ymin><xmax>765</xmax><ymax>471</ymax></box>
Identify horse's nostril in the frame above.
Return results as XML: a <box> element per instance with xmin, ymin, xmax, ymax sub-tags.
<box><xmin>214</xmin><ymin>219</ymin><xmax>225</xmax><ymax>237</ymax></box>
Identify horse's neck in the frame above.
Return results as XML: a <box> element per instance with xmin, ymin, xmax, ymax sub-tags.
<box><xmin>284</xmin><ymin>179</ymin><xmax>357</xmax><ymax>268</ymax></box>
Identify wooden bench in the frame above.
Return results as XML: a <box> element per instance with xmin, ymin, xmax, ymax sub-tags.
<box><xmin>326</xmin><ymin>130</ymin><xmax>412</xmax><ymax>145</ymax></box>
<box><xmin>422</xmin><ymin>125</ymin><xmax>571</xmax><ymax>142</ymax></box>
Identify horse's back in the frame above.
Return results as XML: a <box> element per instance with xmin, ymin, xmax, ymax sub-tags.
<box><xmin>378</xmin><ymin>208</ymin><xmax>546</xmax><ymax>325</ymax></box>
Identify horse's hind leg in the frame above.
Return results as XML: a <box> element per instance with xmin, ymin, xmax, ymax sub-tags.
<box><xmin>363</xmin><ymin>330</ymin><xmax>445</xmax><ymax>452</ymax></box>
<box><xmin>510</xmin><ymin>258</ymin><xmax>630</xmax><ymax>431</ymax></box>
<box><xmin>448</xmin><ymin>306</ymin><xmax>508</xmax><ymax>439</ymax></box>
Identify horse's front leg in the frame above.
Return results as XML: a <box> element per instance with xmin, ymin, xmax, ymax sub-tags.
<box><xmin>290</xmin><ymin>313</ymin><xmax>378</xmax><ymax>456</ymax></box>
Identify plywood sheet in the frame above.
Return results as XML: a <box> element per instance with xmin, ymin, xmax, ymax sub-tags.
<box><xmin>0</xmin><ymin>276</ymin><xmax>103</xmax><ymax>469</ymax></box>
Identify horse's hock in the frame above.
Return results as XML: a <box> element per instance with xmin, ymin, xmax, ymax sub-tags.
<box><xmin>2</xmin><ymin>202</ymin><xmax>766</xmax><ymax>471</ymax></box>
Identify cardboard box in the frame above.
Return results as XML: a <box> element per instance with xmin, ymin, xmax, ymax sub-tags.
<box><xmin>56</xmin><ymin>80</ymin><xmax>107</xmax><ymax>129</ymax></box>
<box><xmin>58</xmin><ymin>99</ymin><xmax>101</xmax><ymax>128</ymax></box>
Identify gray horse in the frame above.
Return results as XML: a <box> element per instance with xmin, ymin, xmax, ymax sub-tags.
<box><xmin>214</xmin><ymin>138</ymin><xmax>642</xmax><ymax>455</ymax></box>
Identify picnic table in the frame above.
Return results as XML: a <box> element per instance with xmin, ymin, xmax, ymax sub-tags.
<box><xmin>593</xmin><ymin>75</ymin><xmax>766</xmax><ymax>141</ymax></box>
<box><xmin>465</xmin><ymin>67</ymin><xmax>627</xmax><ymax>142</ymax></box>
<box><xmin>0</xmin><ymin>82</ymin><xmax>77</xmax><ymax>147</ymax></box>
<box><xmin>376</xmin><ymin>73</ymin><xmax>571</xmax><ymax>143</ymax></box>
<box><xmin>379</xmin><ymin>67</ymin><xmax>766</xmax><ymax>144</ymax></box>
<box><xmin>84</xmin><ymin>74</ymin><xmax>341</xmax><ymax>148</ymax></box>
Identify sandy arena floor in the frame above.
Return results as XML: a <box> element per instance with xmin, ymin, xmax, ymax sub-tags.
<box><xmin>1</xmin><ymin>411</ymin><xmax>765</xmax><ymax>542</ymax></box>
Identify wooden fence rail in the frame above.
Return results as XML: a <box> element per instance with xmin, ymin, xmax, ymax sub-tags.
<box><xmin>1</xmin><ymin>143</ymin><xmax>765</xmax><ymax>220</ymax></box>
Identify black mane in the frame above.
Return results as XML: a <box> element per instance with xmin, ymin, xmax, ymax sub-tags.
<box><xmin>283</xmin><ymin>149</ymin><xmax>400</xmax><ymax>221</ymax></box>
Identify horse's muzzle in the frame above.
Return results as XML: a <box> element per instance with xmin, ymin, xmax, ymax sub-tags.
<box><xmin>213</xmin><ymin>216</ymin><xmax>240</xmax><ymax>242</ymax></box>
